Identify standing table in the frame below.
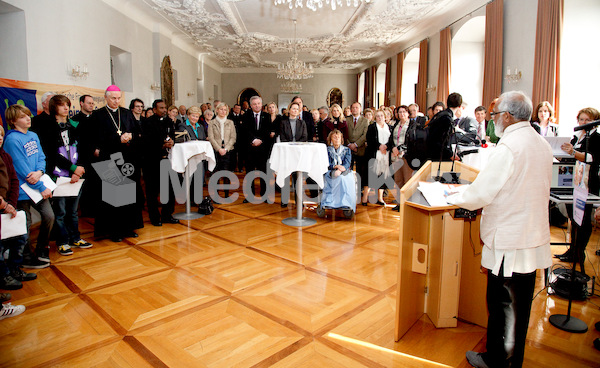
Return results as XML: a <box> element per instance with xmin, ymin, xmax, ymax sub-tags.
<box><xmin>169</xmin><ymin>141</ymin><xmax>216</xmax><ymax>220</ymax></box>
<box><xmin>269</xmin><ymin>142</ymin><xmax>328</xmax><ymax>227</ymax></box>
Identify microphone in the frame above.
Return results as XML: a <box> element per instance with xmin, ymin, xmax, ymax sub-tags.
<box><xmin>573</xmin><ymin>119</ymin><xmax>600</xmax><ymax>132</ymax></box>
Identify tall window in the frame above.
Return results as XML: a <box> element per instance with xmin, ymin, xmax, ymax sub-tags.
<box><xmin>375</xmin><ymin>63</ymin><xmax>386</xmax><ymax>108</ymax></box>
<box><xmin>559</xmin><ymin>0</ymin><xmax>600</xmax><ymax>135</ymax></box>
<box><xmin>401</xmin><ymin>48</ymin><xmax>419</xmax><ymax>105</ymax></box>
<box><xmin>450</xmin><ymin>16</ymin><xmax>485</xmax><ymax>116</ymax></box>
<box><xmin>358</xmin><ymin>72</ymin><xmax>365</xmax><ymax>108</ymax></box>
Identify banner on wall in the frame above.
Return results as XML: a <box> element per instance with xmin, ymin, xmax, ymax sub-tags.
<box><xmin>0</xmin><ymin>78</ymin><xmax>125</xmax><ymax>129</ymax></box>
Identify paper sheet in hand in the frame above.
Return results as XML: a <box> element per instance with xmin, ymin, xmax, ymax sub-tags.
<box><xmin>417</xmin><ymin>181</ymin><xmax>467</xmax><ymax>207</ymax></box>
<box><xmin>20</xmin><ymin>174</ymin><xmax>57</xmax><ymax>203</ymax></box>
<box><xmin>545</xmin><ymin>137</ymin><xmax>572</xmax><ymax>158</ymax></box>
<box><xmin>53</xmin><ymin>177</ymin><xmax>85</xmax><ymax>197</ymax></box>
<box><xmin>1</xmin><ymin>211</ymin><xmax>27</xmax><ymax>240</ymax></box>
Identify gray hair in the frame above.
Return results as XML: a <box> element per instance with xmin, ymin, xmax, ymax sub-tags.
<box><xmin>249</xmin><ymin>96</ymin><xmax>262</xmax><ymax>104</ymax></box>
<box><xmin>497</xmin><ymin>91</ymin><xmax>533</xmax><ymax>122</ymax></box>
<box><xmin>318</xmin><ymin>105</ymin><xmax>329</xmax><ymax>114</ymax></box>
<box><xmin>203</xmin><ymin>109</ymin><xmax>214</xmax><ymax>118</ymax></box>
<box><xmin>41</xmin><ymin>92</ymin><xmax>55</xmax><ymax>103</ymax></box>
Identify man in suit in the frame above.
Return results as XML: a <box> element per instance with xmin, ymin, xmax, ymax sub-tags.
<box><xmin>474</xmin><ymin>105</ymin><xmax>488</xmax><ymax>141</ymax></box>
<box><xmin>242</xmin><ymin>96</ymin><xmax>271</xmax><ymax>201</ymax></box>
<box><xmin>347</xmin><ymin>102</ymin><xmax>369</xmax><ymax>186</ymax></box>
<box><xmin>408</xmin><ymin>103</ymin><xmax>427</xmax><ymax>126</ymax></box>
<box><xmin>142</xmin><ymin>99</ymin><xmax>179</xmax><ymax>226</ymax></box>
<box><xmin>426</xmin><ymin>92</ymin><xmax>462</xmax><ymax>163</ymax></box>
<box><xmin>228</xmin><ymin>104</ymin><xmax>245</xmax><ymax>172</ymax></box>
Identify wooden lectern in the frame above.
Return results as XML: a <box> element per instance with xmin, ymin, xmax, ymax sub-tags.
<box><xmin>394</xmin><ymin>160</ymin><xmax>488</xmax><ymax>341</ymax></box>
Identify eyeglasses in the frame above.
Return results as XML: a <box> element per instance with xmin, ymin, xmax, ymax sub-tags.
<box><xmin>490</xmin><ymin>111</ymin><xmax>507</xmax><ymax>117</ymax></box>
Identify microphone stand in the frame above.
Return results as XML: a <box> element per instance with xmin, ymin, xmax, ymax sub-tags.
<box><xmin>435</xmin><ymin>119</ymin><xmax>461</xmax><ymax>184</ymax></box>
<box><xmin>549</xmin><ymin>129</ymin><xmax>589</xmax><ymax>333</ymax></box>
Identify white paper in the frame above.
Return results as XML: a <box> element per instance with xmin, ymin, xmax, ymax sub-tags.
<box><xmin>1</xmin><ymin>211</ymin><xmax>27</xmax><ymax>240</ymax></box>
<box><xmin>20</xmin><ymin>174</ymin><xmax>57</xmax><ymax>203</ymax></box>
<box><xmin>545</xmin><ymin>137</ymin><xmax>572</xmax><ymax>158</ymax></box>
<box><xmin>573</xmin><ymin>185</ymin><xmax>587</xmax><ymax>226</ymax></box>
<box><xmin>417</xmin><ymin>181</ymin><xmax>467</xmax><ymax>207</ymax></box>
<box><xmin>53</xmin><ymin>177</ymin><xmax>85</xmax><ymax>197</ymax></box>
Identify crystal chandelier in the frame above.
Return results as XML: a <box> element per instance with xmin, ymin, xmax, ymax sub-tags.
<box><xmin>280</xmin><ymin>80</ymin><xmax>303</xmax><ymax>93</ymax></box>
<box><xmin>274</xmin><ymin>0</ymin><xmax>371</xmax><ymax>11</ymax></box>
<box><xmin>277</xmin><ymin>20</ymin><xmax>314</xmax><ymax>80</ymax></box>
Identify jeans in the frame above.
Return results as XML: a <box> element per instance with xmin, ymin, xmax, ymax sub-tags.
<box><xmin>18</xmin><ymin>198</ymin><xmax>55</xmax><ymax>256</ymax></box>
<box><xmin>51</xmin><ymin>194</ymin><xmax>81</xmax><ymax>245</ymax></box>
<box><xmin>2</xmin><ymin>234</ymin><xmax>27</xmax><ymax>270</ymax></box>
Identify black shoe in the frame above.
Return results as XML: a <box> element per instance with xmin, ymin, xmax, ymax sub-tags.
<box><xmin>0</xmin><ymin>293</ymin><xmax>11</xmax><ymax>303</ymax></box>
<box><xmin>37</xmin><ymin>248</ymin><xmax>50</xmax><ymax>263</ymax></box>
<box><xmin>392</xmin><ymin>205</ymin><xmax>400</xmax><ymax>212</ymax></box>
<box><xmin>162</xmin><ymin>217</ymin><xmax>180</xmax><ymax>224</ymax></box>
<box><xmin>361</xmin><ymin>202</ymin><xmax>368</xmax><ymax>206</ymax></box>
<box><xmin>11</xmin><ymin>268</ymin><xmax>37</xmax><ymax>282</ymax></box>
<box><xmin>376</xmin><ymin>201</ymin><xmax>385</xmax><ymax>206</ymax></box>
<box><xmin>151</xmin><ymin>221</ymin><xmax>163</xmax><ymax>227</ymax></box>
<box><xmin>281</xmin><ymin>203</ymin><xmax>288</xmax><ymax>208</ymax></box>
<box><xmin>0</xmin><ymin>275</ymin><xmax>22</xmax><ymax>290</ymax></box>
<box><xmin>554</xmin><ymin>249</ymin><xmax>572</xmax><ymax>259</ymax></box>
<box><xmin>242</xmin><ymin>199</ymin><xmax>249</xmax><ymax>203</ymax></box>
<box><xmin>124</xmin><ymin>231</ymin><xmax>139</xmax><ymax>238</ymax></box>
<box><xmin>594</xmin><ymin>338</ymin><xmax>600</xmax><ymax>351</ymax></box>
<box><xmin>22</xmin><ymin>258</ymin><xmax>50</xmax><ymax>269</ymax></box>
<box><xmin>110</xmin><ymin>236</ymin><xmax>123</xmax><ymax>242</ymax></box>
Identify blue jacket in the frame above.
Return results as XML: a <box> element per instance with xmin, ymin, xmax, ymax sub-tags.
<box><xmin>4</xmin><ymin>129</ymin><xmax>48</xmax><ymax>200</ymax></box>
<box><xmin>327</xmin><ymin>145</ymin><xmax>351</xmax><ymax>171</ymax></box>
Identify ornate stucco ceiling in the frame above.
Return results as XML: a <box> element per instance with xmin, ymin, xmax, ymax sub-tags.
<box><xmin>131</xmin><ymin>0</ymin><xmax>486</xmax><ymax>70</ymax></box>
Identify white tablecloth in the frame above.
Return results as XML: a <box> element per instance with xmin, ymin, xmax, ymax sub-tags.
<box><xmin>269</xmin><ymin>142</ymin><xmax>329</xmax><ymax>188</ymax></box>
<box><xmin>169</xmin><ymin>141</ymin><xmax>216</xmax><ymax>175</ymax></box>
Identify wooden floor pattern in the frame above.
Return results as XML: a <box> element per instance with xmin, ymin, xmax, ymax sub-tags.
<box><xmin>2</xmin><ymin>192</ymin><xmax>600</xmax><ymax>367</ymax></box>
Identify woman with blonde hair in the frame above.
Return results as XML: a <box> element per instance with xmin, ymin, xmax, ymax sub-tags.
<box><xmin>208</xmin><ymin>103</ymin><xmax>236</xmax><ymax>198</ymax></box>
<box><xmin>322</xmin><ymin>103</ymin><xmax>348</xmax><ymax>142</ymax></box>
<box><xmin>362</xmin><ymin>109</ymin><xmax>391</xmax><ymax>206</ymax></box>
<box><xmin>531</xmin><ymin>101</ymin><xmax>558</xmax><ymax>136</ymax></box>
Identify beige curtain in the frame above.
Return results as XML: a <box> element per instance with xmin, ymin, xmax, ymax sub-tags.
<box><xmin>482</xmin><ymin>0</ymin><xmax>503</xmax><ymax>112</ymax></box>
<box><xmin>384</xmin><ymin>58</ymin><xmax>392</xmax><ymax>106</ymax></box>
<box><xmin>532</xmin><ymin>0</ymin><xmax>563</xmax><ymax>121</ymax></box>
<box><xmin>396</xmin><ymin>52</ymin><xmax>404</xmax><ymax>106</ymax></box>
<box><xmin>416</xmin><ymin>39</ymin><xmax>428</xmax><ymax>111</ymax></box>
<box><xmin>356</xmin><ymin>72</ymin><xmax>360</xmax><ymax>106</ymax></box>
<box><xmin>437</xmin><ymin>28</ymin><xmax>451</xmax><ymax>104</ymax></box>
<box><xmin>363</xmin><ymin>69</ymin><xmax>370</xmax><ymax>108</ymax></box>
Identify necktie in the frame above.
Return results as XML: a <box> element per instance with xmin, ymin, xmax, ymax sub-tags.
<box><xmin>454</xmin><ymin>118</ymin><xmax>460</xmax><ymax>126</ymax></box>
<box><xmin>354</xmin><ymin>117</ymin><xmax>357</xmax><ymax>127</ymax></box>
<box><xmin>255</xmin><ymin>113</ymin><xmax>259</xmax><ymax>130</ymax></box>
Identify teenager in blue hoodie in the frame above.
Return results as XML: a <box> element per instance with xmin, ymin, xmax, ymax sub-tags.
<box><xmin>3</xmin><ymin>105</ymin><xmax>54</xmax><ymax>267</ymax></box>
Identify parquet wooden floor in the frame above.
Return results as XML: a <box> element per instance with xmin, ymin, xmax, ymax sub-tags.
<box><xmin>2</xmin><ymin>190</ymin><xmax>600</xmax><ymax>367</ymax></box>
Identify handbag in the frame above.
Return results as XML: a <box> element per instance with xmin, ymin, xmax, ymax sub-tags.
<box><xmin>198</xmin><ymin>196</ymin><xmax>214</xmax><ymax>215</ymax></box>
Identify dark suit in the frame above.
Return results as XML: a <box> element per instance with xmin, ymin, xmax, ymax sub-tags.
<box><xmin>243</xmin><ymin>110</ymin><xmax>271</xmax><ymax>196</ymax></box>
<box><xmin>142</xmin><ymin>115</ymin><xmax>176</xmax><ymax>223</ymax></box>
<box><xmin>279</xmin><ymin>118</ymin><xmax>307</xmax><ymax>143</ymax></box>
<box><xmin>365</xmin><ymin>123</ymin><xmax>391</xmax><ymax>189</ymax></box>
<box><xmin>301</xmin><ymin>111</ymin><xmax>315</xmax><ymax>141</ymax></box>
<box><xmin>228</xmin><ymin>112</ymin><xmax>244</xmax><ymax>171</ymax></box>
<box><xmin>426</xmin><ymin>109</ymin><xmax>453</xmax><ymax>162</ymax></box>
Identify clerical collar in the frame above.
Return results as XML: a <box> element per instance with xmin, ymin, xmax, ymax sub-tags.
<box><xmin>107</xmin><ymin>106</ymin><xmax>118</xmax><ymax>112</ymax></box>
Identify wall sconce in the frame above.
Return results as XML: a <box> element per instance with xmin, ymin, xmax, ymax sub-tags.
<box><xmin>426</xmin><ymin>84</ymin><xmax>436</xmax><ymax>93</ymax></box>
<box><xmin>505</xmin><ymin>67</ymin><xmax>522</xmax><ymax>84</ymax></box>
<box><xmin>150</xmin><ymin>82</ymin><xmax>161</xmax><ymax>91</ymax></box>
<box><xmin>70</xmin><ymin>64</ymin><xmax>89</xmax><ymax>80</ymax></box>
<box><xmin>187</xmin><ymin>91</ymin><xmax>195</xmax><ymax>97</ymax></box>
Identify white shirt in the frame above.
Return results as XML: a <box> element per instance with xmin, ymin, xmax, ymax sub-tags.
<box><xmin>447</xmin><ymin>121</ymin><xmax>552</xmax><ymax>276</ymax></box>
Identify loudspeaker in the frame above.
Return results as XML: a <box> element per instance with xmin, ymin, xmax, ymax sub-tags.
<box><xmin>548</xmin><ymin>268</ymin><xmax>590</xmax><ymax>300</ymax></box>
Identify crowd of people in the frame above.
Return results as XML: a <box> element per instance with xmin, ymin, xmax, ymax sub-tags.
<box><xmin>1</xmin><ymin>85</ymin><xmax>599</xmax><ymax>367</ymax></box>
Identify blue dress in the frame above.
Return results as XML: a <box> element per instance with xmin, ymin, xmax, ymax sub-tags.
<box><xmin>321</xmin><ymin>145</ymin><xmax>356</xmax><ymax>210</ymax></box>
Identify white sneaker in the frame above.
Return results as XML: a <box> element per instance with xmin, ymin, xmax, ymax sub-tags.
<box><xmin>0</xmin><ymin>303</ymin><xmax>26</xmax><ymax>320</ymax></box>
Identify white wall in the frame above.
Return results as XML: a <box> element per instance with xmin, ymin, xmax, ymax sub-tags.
<box><xmin>451</xmin><ymin>41</ymin><xmax>484</xmax><ymax>113</ymax></box>
<box><xmin>400</xmin><ymin>48</ymin><xmax>419</xmax><ymax>106</ymax></box>
<box><xmin>0</xmin><ymin>3</ymin><xmax>28</xmax><ymax>80</ymax></box>
<box><xmin>1</xmin><ymin>0</ymin><xmax>203</xmax><ymax>108</ymax></box>
<box><xmin>559</xmin><ymin>0</ymin><xmax>600</xmax><ymax>136</ymax></box>
<box><xmin>221</xmin><ymin>72</ymin><xmax>357</xmax><ymax>111</ymax></box>
<box><xmin>502</xmin><ymin>0</ymin><xmax>537</xmax><ymax>96</ymax></box>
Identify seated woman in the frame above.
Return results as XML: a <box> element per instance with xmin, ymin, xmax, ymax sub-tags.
<box><xmin>319</xmin><ymin>129</ymin><xmax>356</xmax><ymax>215</ymax></box>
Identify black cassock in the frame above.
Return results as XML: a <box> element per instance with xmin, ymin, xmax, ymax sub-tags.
<box><xmin>90</xmin><ymin>106</ymin><xmax>144</xmax><ymax>238</ymax></box>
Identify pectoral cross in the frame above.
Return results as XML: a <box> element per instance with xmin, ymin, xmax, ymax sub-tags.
<box><xmin>117</xmin><ymin>129</ymin><xmax>122</xmax><ymax>135</ymax></box>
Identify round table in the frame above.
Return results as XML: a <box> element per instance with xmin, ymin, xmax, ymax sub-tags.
<box><xmin>269</xmin><ymin>142</ymin><xmax>329</xmax><ymax>227</ymax></box>
<box><xmin>169</xmin><ymin>141</ymin><xmax>216</xmax><ymax>220</ymax></box>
